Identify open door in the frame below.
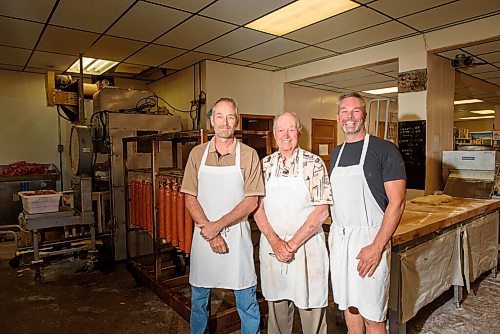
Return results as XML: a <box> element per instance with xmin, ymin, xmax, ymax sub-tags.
<box><xmin>311</xmin><ymin>118</ymin><xmax>337</xmax><ymax>171</ymax></box>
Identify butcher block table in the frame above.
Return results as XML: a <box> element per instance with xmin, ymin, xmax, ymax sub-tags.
<box><xmin>388</xmin><ymin>197</ymin><xmax>500</xmax><ymax>334</ymax></box>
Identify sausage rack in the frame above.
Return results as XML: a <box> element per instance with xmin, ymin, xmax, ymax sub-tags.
<box><xmin>123</xmin><ymin>129</ymin><xmax>272</xmax><ymax>333</ymax></box>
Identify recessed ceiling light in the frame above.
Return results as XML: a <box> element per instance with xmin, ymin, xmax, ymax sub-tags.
<box><xmin>470</xmin><ymin>109</ymin><xmax>495</xmax><ymax>115</ymax></box>
<box><xmin>245</xmin><ymin>0</ymin><xmax>359</xmax><ymax>36</ymax></box>
<box><xmin>362</xmin><ymin>87</ymin><xmax>398</xmax><ymax>95</ymax></box>
<box><xmin>68</xmin><ymin>57</ymin><xmax>118</xmax><ymax>75</ymax></box>
<box><xmin>454</xmin><ymin>99</ymin><xmax>484</xmax><ymax>105</ymax></box>
<box><xmin>458</xmin><ymin>115</ymin><xmax>495</xmax><ymax>120</ymax></box>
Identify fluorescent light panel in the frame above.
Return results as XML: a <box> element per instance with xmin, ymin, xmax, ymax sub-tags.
<box><xmin>458</xmin><ymin>115</ymin><xmax>495</xmax><ymax>120</ymax></box>
<box><xmin>246</xmin><ymin>0</ymin><xmax>359</xmax><ymax>36</ymax></box>
<box><xmin>68</xmin><ymin>57</ymin><xmax>118</xmax><ymax>75</ymax></box>
<box><xmin>362</xmin><ymin>87</ymin><xmax>398</xmax><ymax>95</ymax></box>
<box><xmin>454</xmin><ymin>99</ymin><xmax>484</xmax><ymax>105</ymax></box>
<box><xmin>470</xmin><ymin>109</ymin><xmax>495</xmax><ymax>115</ymax></box>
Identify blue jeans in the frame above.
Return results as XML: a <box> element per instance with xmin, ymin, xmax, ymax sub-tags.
<box><xmin>190</xmin><ymin>285</ymin><xmax>261</xmax><ymax>334</ymax></box>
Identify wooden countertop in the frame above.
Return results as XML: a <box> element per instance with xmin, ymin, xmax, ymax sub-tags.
<box><xmin>393</xmin><ymin>197</ymin><xmax>500</xmax><ymax>246</ymax></box>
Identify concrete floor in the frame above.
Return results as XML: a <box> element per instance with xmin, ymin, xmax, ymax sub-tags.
<box><xmin>0</xmin><ymin>256</ymin><xmax>498</xmax><ymax>334</ymax></box>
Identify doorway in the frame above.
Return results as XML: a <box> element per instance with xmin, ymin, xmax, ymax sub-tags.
<box><xmin>240</xmin><ymin>114</ymin><xmax>274</xmax><ymax>159</ymax></box>
<box><xmin>311</xmin><ymin>118</ymin><xmax>337</xmax><ymax>171</ymax></box>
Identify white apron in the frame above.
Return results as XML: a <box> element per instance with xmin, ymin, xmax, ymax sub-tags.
<box><xmin>329</xmin><ymin>134</ymin><xmax>391</xmax><ymax>322</ymax></box>
<box><xmin>189</xmin><ymin>141</ymin><xmax>257</xmax><ymax>290</ymax></box>
<box><xmin>260</xmin><ymin>149</ymin><xmax>329</xmax><ymax>309</ymax></box>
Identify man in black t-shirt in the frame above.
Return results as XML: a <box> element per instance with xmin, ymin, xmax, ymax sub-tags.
<box><xmin>328</xmin><ymin>92</ymin><xmax>406</xmax><ymax>334</ymax></box>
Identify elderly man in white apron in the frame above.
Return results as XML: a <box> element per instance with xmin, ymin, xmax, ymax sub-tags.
<box><xmin>329</xmin><ymin>92</ymin><xmax>406</xmax><ymax>334</ymax></box>
<box><xmin>181</xmin><ymin>97</ymin><xmax>264</xmax><ymax>334</ymax></box>
<box><xmin>254</xmin><ymin>112</ymin><xmax>332</xmax><ymax>334</ymax></box>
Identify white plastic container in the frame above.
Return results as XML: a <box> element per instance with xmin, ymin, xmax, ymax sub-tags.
<box><xmin>19</xmin><ymin>190</ymin><xmax>62</xmax><ymax>214</ymax></box>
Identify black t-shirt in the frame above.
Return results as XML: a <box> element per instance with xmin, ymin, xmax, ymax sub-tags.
<box><xmin>329</xmin><ymin>135</ymin><xmax>406</xmax><ymax>212</ymax></box>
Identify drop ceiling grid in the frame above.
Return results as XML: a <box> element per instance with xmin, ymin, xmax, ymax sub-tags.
<box><xmin>162</xmin><ymin>51</ymin><xmax>220</xmax><ymax>70</ymax></box>
<box><xmin>147</xmin><ymin>0</ymin><xmax>215</xmax><ymax>13</ymax></box>
<box><xmin>0</xmin><ymin>0</ymin><xmax>56</xmax><ymax>22</ymax></box>
<box><xmin>0</xmin><ymin>45</ymin><xmax>32</xmax><ymax>66</ymax></box>
<box><xmin>126</xmin><ymin>44</ymin><xmax>185</xmax><ymax>67</ymax></box>
<box><xmin>231</xmin><ymin>38</ymin><xmax>308</xmax><ymax>62</ymax></box>
<box><xmin>195</xmin><ymin>28</ymin><xmax>274</xmax><ymax>56</ymax></box>
<box><xmin>0</xmin><ymin>16</ymin><xmax>44</xmax><ymax>49</ymax></box>
<box><xmin>85</xmin><ymin>35</ymin><xmax>147</xmax><ymax>61</ymax></box>
<box><xmin>261</xmin><ymin>46</ymin><xmax>333</xmax><ymax>68</ymax></box>
<box><xmin>155</xmin><ymin>16</ymin><xmax>237</xmax><ymax>50</ymax></box>
<box><xmin>28</xmin><ymin>50</ymin><xmax>76</xmax><ymax>71</ymax></box>
<box><xmin>106</xmin><ymin>2</ymin><xmax>191</xmax><ymax>42</ymax></box>
<box><xmin>366</xmin><ymin>0</ymin><xmax>454</xmax><ymax>19</ymax></box>
<box><xmin>399</xmin><ymin>0</ymin><xmax>500</xmax><ymax>32</ymax></box>
<box><xmin>37</xmin><ymin>26</ymin><xmax>99</xmax><ymax>56</ymax></box>
<box><xmin>50</xmin><ymin>0</ymin><xmax>135</xmax><ymax>33</ymax></box>
<box><xmin>317</xmin><ymin>21</ymin><xmax>416</xmax><ymax>53</ymax></box>
<box><xmin>283</xmin><ymin>7</ymin><xmax>389</xmax><ymax>45</ymax></box>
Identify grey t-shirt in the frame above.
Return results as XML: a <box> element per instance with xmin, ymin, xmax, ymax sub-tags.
<box><xmin>329</xmin><ymin>135</ymin><xmax>406</xmax><ymax>211</ymax></box>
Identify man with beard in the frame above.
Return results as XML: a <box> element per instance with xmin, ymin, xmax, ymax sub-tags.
<box><xmin>181</xmin><ymin>97</ymin><xmax>264</xmax><ymax>334</ymax></box>
<box><xmin>329</xmin><ymin>92</ymin><xmax>406</xmax><ymax>334</ymax></box>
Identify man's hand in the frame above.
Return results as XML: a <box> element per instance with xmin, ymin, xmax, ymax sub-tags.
<box><xmin>356</xmin><ymin>244</ymin><xmax>383</xmax><ymax>278</ymax></box>
<box><xmin>270</xmin><ymin>238</ymin><xmax>294</xmax><ymax>263</ymax></box>
<box><xmin>209</xmin><ymin>235</ymin><xmax>228</xmax><ymax>254</ymax></box>
<box><xmin>200</xmin><ymin>222</ymin><xmax>222</xmax><ymax>241</ymax></box>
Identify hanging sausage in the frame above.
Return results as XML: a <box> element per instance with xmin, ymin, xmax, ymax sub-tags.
<box><xmin>146</xmin><ymin>179</ymin><xmax>152</xmax><ymax>235</ymax></box>
<box><xmin>177</xmin><ymin>191</ymin><xmax>185</xmax><ymax>252</ymax></box>
<box><xmin>137</xmin><ymin>180</ymin><xmax>146</xmax><ymax>229</ymax></box>
<box><xmin>171</xmin><ymin>181</ymin><xmax>178</xmax><ymax>247</ymax></box>
<box><xmin>130</xmin><ymin>180</ymin><xmax>136</xmax><ymax>228</ymax></box>
<box><xmin>165</xmin><ymin>180</ymin><xmax>172</xmax><ymax>243</ymax></box>
<box><xmin>158</xmin><ymin>182</ymin><xmax>165</xmax><ymax>241</ymax></box>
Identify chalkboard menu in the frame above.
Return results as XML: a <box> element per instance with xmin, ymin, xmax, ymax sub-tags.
<box><xmin>398</xmin><ymin>120</ymin><xmax>426</xmax><ymax>190</ymax></box>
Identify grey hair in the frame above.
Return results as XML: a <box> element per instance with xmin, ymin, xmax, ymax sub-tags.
<box><xmin>273</xmin><ymin>112</ymin><xmax>302</xmax><ymax>134</ymax></box>
<box><xmin>211</xmin><ymin>96</ymin><xmax>238</xmax><ymax>116</ymax></box>
<box><xmin>337</xmin><ymin>92</ymin><xmax>367</xmax><ymax>114</ymax></box>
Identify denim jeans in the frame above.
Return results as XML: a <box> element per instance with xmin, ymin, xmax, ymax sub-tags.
<box><xmin>190</xmin><ymin>285</ymin><xmax>260</xmax><ymax>334</ymax></box>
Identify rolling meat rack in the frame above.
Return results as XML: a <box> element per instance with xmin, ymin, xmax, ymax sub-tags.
<box><xmin>123</xmin><ymin>129</ymin><xmax>272</xmax><ymax>333</ymax></box>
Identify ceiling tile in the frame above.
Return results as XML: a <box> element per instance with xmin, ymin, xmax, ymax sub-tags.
<box><xmin>163</xmin><ymin>51</ymin><xmax>219</xmax><ymax>70</ymax></box>
<box><xmin>114</xmin><ymin>62</ymin><xmax>149</xmax><ymax>74</ymax></box>
<box><xmin>24</xmin><ymin>67</ymin><xmax>50</xmax><ymax>74</ymax></box>
<box><xmin>400</xmin><ymin>0</ymin><xmax>500</xmax><ymax>31</ymax></box>
<box><xmin>437</xmin><ymin>50</ymin><xmax>473</xmax><ymax>60</ymax></box>
<box><xmin>126</xmin><ymin>44</ymin><xmax>185</xmax><ymax>66</ymax></box>
<box><xmin>0</xmin><ymin>16</ymin><xmax>44</xmax><ymax>49</ymax></box>
<box><xmin>458</xmin><ymin>64</ymin><xmax>497</xmax><ymax>74</ymax></box>
<box><xmin>367</xmin><ymin>0</ymin><xmax>453</xmax><ymax>19</ymax></box>
<box><xmin>195</xmin><ymin>27</ymin><xmax>274</xmax><ymax>56</ymax></box>
<box><xmin>463</xmin><ymin>40</ymin><xmax>500</xmax><ymax>55</ymax></box>
<box><xmin>155</xmin><ymin>16</ymin><xmax>236</xmax><ymax>49</ymax></box>
<box><xmin>147</xmin><ymin>0</ymin><xmax>214</xmax><ymax>13</ymax></box>
<box><xmin>37</xmin><ymin>26</ymin><xmax>99</xmax><ymax>55</ymax></box>
<box><xmin>262</xmin><ymin>46</ymin><xmax>333</xmax><ymax>68</ymax></box>
<box><xmin>337</xmin><ymin>74</ymin><xmax>396</xmax><ymax>87</ymax></box>
<box><xmin>475</xmin><ymin>71</ymin><xmax>500</xmax><ymax>79</ymax></box>
<box><xmin>27</xmin><ymin>51</ymin><xmax>77</xmax><ymax>71</ymax></box>
<box><xmin>218</xmin><ymin>58</ymin><xmax>252</xmax><ymax>66</ymax></box>
<box><xmin>200</xmin><ymin>0</ymin><xmax>295</xmax><ymax>25</ymax></box>
<box><xmin>479</xmin><ymin>52</ymin><xmax>500</xmax><ymax>64</ymax></box>
<box><xmin>247</xmin><ymin>63</ymin><xmax>281</xmax><ymax>71</ymax></box>
<box><xmin>0</xmin><ymin>64</ymin><xmax>24</xmax><ymax>71</ymax></box>
<box><xmin>231</xmin><ymin>38</ymin><xmax>307</xmax><ymax>62</ymax></box>
<box><xmin>0</xmin><ymin>45</ymin><xmax>31</xmax><ymax>66</ymax></box>
<box><xmin>347</xmin><ymin>80</ymin><xmax>396</xmax><ymax>91</ymax></box>
<box><xmin>318</xmin><ymin>21</ymin><xmax>415</xmax><ymax>53</ymax></box>
<box><xmin>85</xmin><ymin>35</ymin><xmax>146</xmax><ymax>62</ymax></box>
<box><xmin>107</xmin><ymin>1</ymin><xmax>191</xmax><ymax>42</ymax></box>
<box><xmin>309</xmin><ymin>69</ymin><xmax>376</xmax><ymax>84</ymax></box>
<box><xmin>51</xmin><ymin>0</ymin><xmax>135</xmax><ymax>33</ymax></box>
<box><xmin>366</xmin><ymin>61</ymin><xmax>399</xmax><ymax>74</ymax></box>
<box><xmin>285</xmin><ymin>7</ymin><xmax>388</xmax><ymax>45</ymax></box>
<box><xmin>0</xmin><ymin>0</ymin><xmax>56</xmax><ymax>22</ymax></box>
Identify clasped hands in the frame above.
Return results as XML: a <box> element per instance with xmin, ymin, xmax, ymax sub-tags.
<box><xmin>197</xmin><ymin>221</ymin><xmax>227</xmax><ymax>254</ymax></box>
<box><xmin>270</xmin><ymin>238</ymin><xmax>295</xmax><ymax>263</ymax></box>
